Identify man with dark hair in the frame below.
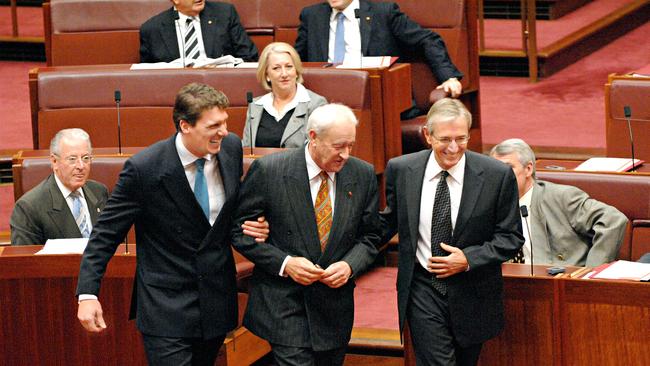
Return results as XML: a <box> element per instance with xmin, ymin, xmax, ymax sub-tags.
<box><xmin>10</xmin><ymin>128</ymin><xmax>108</xmax><ymax>245</ymax></box>
<box><xmin>380</xmin><ymin>98</ymin><xmax>524</xmax><ymax>365</ymax></box>
<box><xmin>294</xmin><ymin>0</ymin><xmax>463</xmax><ymax>97</ymax></box>
<box><xmin>140</xmin><ymin>0</ymin><xmax>258</xmax><ymax>64</ymax></box>
<box><xmin>232</xmin><ymin>103</ymin><xmax>380</xmax><ymax>366</ymax></box>
<box><xmin>76</xmin><ymin>83</ymin><xmax>267</xmax><ymax>366</ymax></box>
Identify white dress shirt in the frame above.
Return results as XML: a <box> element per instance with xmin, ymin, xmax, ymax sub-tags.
<box><xmin>518</xmin><ymin>185</ymin><xmax>534</xmax><ymax>263</ymax></box>
<box><xmin>416</xmin><ymin>153</ymin><xmax>466</xmax><ymax>270</ymax></box>
<box><xmin>175</xmin><ymin>134</ymin><xmax>226</xmax><ymax>225</ymax></box>
<box><xmin>328</xmin><ymin>0</ymin><xmax>362</xmax><ymax>64</ymax></box>
<box><xmin>174</xmin><ymin>9</ymin><xmax>207</xmax><ymax>61</ymax></box>
<box><xmin>54</xmin><ymin>174</ymin><xmax>93</xmax><ymax>234</ymax></box>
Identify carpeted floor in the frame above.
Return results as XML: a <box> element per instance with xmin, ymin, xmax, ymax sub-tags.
<box><xmin>0</xmin><ymin>5</ymin><xmax>43</xmax><ymax>38</ymax></box>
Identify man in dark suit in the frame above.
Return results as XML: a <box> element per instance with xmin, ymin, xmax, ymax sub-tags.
<box><xmin>10</xmin><ymin>128</ymin><xmax>108</xmax><ymax>245</ymax></box>
<box><xmin>139</xmin><ymin>0</ymin><xmax>258</xmax><ymax>63</ymax></box>
<box><xmin>380</xmin><ymin>98</ymin><xmax>524</xmax><ymax>365</ymax></box>
<box><xmin>294</xmin><ymin>0</ymin><xmax>463</xmax><ymax>97</ymax></box>
<box><xmin>76</xmin><ymin>83</ymin><xmax>267</xmax><ymax>366</ymax></box>
<box><xmin>232</xmin><ymin>103</ymin><xmax>381</xmax><ymax>366</ymax></box>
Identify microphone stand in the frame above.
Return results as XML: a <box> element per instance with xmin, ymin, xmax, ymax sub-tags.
<box><xmin>354</xmin><ymin>9</ymin><xmax>362</xmax><ymax>68</ymax></box>
<box><xmin>114</xmin><ymin>89</ymin><xmax>128</xmax><ymax>254</ymax></box>
<box><xmin>520</xmin><ymin>205</ymin><xmax>533</xmax><ymax>276</ymax></box>
<box><xmin>624</xmin><ymin>106</ymin><xmax>636</xmax><ymax>172</ymax></box>
<box><xmin>246</xmin><ymin>91</ymin><xmax>254</xmax><ymax>157</ymax></box>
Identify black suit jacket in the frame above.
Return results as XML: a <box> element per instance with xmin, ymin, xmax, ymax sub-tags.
<box><xmin>76</xmin><ymin>133</ymin><xmax>243</xmax><ymax>339</ymax></box>
<box><xmin>231</xmin><ymin>148</ymin><xmax>380</xmax><ymax>351</ymax></box>
<box><xmin>381</xmin><ymin>150</ymin><xmax>524</xmax><ymax>347</ymax></box>
<box><xmin>139</xmin><ymin>2</ymin><xmax>258</xmax><ymax>63</ymax></box>
<box><xmin>294</xmin><ymin>0</ymin><xmax>462</xmax><ymax>83</ymax></box>
<box><xmin>10</xmin><ymin>174</ymin><xmax>108</xmax><ymax>245</ymax></box>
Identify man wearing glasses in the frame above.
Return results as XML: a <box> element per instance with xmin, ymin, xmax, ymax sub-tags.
<box><xmin>380</xmin><ymin>98</ymin><xmax>523</xmax><ymax>365</ymax></box>
<box><xmin>10</xmin><ymin>128</ymin><xmax>108</xmax><ymax>245</ymax></box>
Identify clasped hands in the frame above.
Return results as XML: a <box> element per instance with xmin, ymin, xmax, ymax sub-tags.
<box><xmin>284</xmin><ymin>257</ymin><xmax>351</xmax><ymax>289</ymax></box>
<box><xmin>427</xmin><ymin>242</ymin><xmax>469</xmax><ymax>278</ymax></box>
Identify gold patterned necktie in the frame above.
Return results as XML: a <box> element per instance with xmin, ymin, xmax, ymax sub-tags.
<box><xmin>315</xmin><ymin>171</ymin><xmax>333</xmax><ymax>252</ymax></box>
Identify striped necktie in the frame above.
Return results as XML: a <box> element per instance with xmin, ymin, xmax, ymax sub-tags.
<box><xmin>184</xmin><ymin>17</ymin><xmax>200</xmax><ymax>60</ymax></box>
<box><xmin>315</xmin><ymin>171</ymin><xmax>333</xmax><ymax>252</ymax></box>
<box><xmin>70</xmin><ymin>191</ymin><xmax>90</xmax><ymax>238</ymax></box>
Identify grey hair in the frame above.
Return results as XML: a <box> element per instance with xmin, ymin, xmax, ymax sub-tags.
<box><xmin>425</xmin><ymin>98</ymin><xmax>472</xmax><ymax>132</ymax></box>
<box><xmin>50</xmin><ymin>128</ymin><xmax>92</xmax><ymax>156</ymax></box>
<box><xmin>306</xmin><ymin>103</ymin><xmax>358</xmax><ymax>135</ymax></box>
<box><xmin>490</xmin><ymin>138</ymin><xmax>536</xmax><ymax>178</ymax></box>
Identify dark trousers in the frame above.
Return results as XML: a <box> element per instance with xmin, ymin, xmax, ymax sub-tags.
<box><xmin>270</xmin><ymin>343</ymin><xmax>347</xmax><ymax>366</ymax></box>
<box><xmin>141</xmin><ymin>333</ymin><xmax>225</xmax><ymax>366</ymax></box>
<box><xmin>407</xmin><ymin>265</ymin><xmax>483</xmax><ymax>366</ymax></box>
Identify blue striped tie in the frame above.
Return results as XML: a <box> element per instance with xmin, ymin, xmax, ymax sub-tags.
<box><xmin>194</xmin><ymin>158</ymin><xmax>210</xmax><ymax>220</ymax></box>
<box><xmin>71</xmin><ymin>191</ymin><xmax>90</xmax><ymax>238</ymax></box>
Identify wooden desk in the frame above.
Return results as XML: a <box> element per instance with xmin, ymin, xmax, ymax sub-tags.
<box><xmin>0</xmin><ymin>245</ymin><xmax>269</xmax><ymax>366</ymax></box>
<box><xmin>536</xmin><ymin>158</ymin><xmax>650</xmax><ymax>174</ymax></box>
<box><xmin>404</xmin><ymin>264</ymin><xmax>650</xmax><ymax>366</ymax></box>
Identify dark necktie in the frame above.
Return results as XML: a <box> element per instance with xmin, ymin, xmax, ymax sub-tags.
<box><xmin>430</xmin><ymin>171</ymin><xmax>452</xmax><ymax>295</ymax></box>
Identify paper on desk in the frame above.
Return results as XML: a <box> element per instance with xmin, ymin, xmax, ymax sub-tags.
<box><xmin>592</xmin><ymin>260</ymin><xmax>650</xmax><ymax>281</ymax></box>
<box><xmin>336</xmin><ymin>56</ymin><xmax>396</xmax><ymax>69</ymax></box>
<box><xmin>35</xmin><ymin>238</ymin><xmax>89</xmax><ymax>255</ymax></box>
<box><xmin>130</xmin><ymin>55</ymin><xmax>245</xmax><ymax>70</ymax></box>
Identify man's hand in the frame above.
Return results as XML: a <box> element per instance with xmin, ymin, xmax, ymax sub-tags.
<box><xmin>319</xmin><ymin>261</ymin><xmax>352</xmax><ymax>288</ymax></box>
<box><xmin>242</xmin><ymin>216</ymin><xmax>270</xmax><ymax>243</ymax></box>
<box><xmin>428</xmin><ymin>243</ymin><xmax>468</xmax><ymax>278</ymax></box>
<box><xmin>284</xmin><ymin>257</ymin><xmax>325</xmax><ymax>285</ymax></box>
<box><xmin>436</xmin><ymin>77</ymin><xmax>462</xmax><ymax>98</ymax></box>
<box><xmin>77</xmin><ymin>299</ymin><xmax>107</xmax><ymax>333</ymax></box>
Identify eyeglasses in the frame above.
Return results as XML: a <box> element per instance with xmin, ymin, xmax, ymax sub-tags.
<box><xmin>56</xmin><ymin>154</ymin><xmax>93</xmax><ymax>166</ymax></box>
<box><xmin>432</xmin><ymin>135</ymin><xmax>470</xmax><ymax>146</ymax></box>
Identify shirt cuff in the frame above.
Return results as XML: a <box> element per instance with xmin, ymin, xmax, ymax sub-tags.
<box><xmin>78</xmin><ymin>294</ymin><xmax>98</xmax><ymax>303</ymax></box>
<box><xmin>279</xmin><ymin>256</ymin><xmax>291</xmax><ymax>277</ymax></box>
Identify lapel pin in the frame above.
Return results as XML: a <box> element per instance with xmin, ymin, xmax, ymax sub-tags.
<box><xmin>366</xmin><ymin>16</ymin><xmax>370</xmax><ymax>21</ymax></box>
<box><xmin>348</xmin><ymin>191</ymin><xmax>352</xmax><ymax>198</ymax></box>
<box><xmin>208</xmin><ymin>20</ymin><xmax>213</xmax><ymax>25</ymax></box>
<box><xmin>97</xmin><ymin>208</ymin><xmax>101</xmax><ymax>212</ymax></box>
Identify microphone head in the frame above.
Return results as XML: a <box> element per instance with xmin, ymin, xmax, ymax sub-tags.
<box><xmin>624</xmin><ymin>105</ymin><xmax>631</xmax><ymax>119</ymax></box>
<box><xmin>114</xmin><ymin>90</ymin><xmax>121</xmax><ymax>102</ymax></box>
<box><xmin>354</xmin><ymin>9</ymin><xmax>360</xmax><ymax>18</ymax></box>
<box><xmin>520</xmin><ymin>205</ymin><xmax>528</xmax><ymax>217</ymax></box>
<box><xmin>173</xmin><ymin>10</ymin><xmax>180</xmax><ymax>20</ymax></box>
<box><xmin>246</xmin><ymin>91</ymin><xmax>253</xmax><ymax>104</ymax></box>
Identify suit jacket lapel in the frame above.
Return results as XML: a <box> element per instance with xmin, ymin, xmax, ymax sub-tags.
<box><xmin>453</xmin><ymin>153</ymin><xmax>484</xmax><ymax>242</ymax></box>
<box><xmin>281</xmin><ymin>101</ymin><xmax>308</xmax><ymax>146</ymax></box>
<box><xmin>159</xmin><ymin>136</ymin><xmax>210</xmax><ymax>229</ymax></box>
<box><xmin>248</xmin><ymin>103</ymin><xmax>263</xmax><ymax>147</ymax></box>
<box><xmin>161</xmin><ymin>8</ymin><xmax>181</xmax><ymax>60</ymax></box>
<box><xmin>320</xmin><ymin>165</ymin><xmax>355</xmax><ymax>262</ymax></box>
<box><xmin>284</xmin><ymin>150</ymin><xmax>322</xmax><ymax>260</ymax></box>
<box><xmin>200</xmin><ymin>10</ymin><xmax>216</xmax><ymax>57</ymax></box>
<box><xmin>316</xmin><ymin>4</ymin><xmax>331</xmax><ymax>60</ymax></box>
<box><xmin>359</xmin><ymin>0</ymin><xmax>373</xmax><ymax>55</ymax></box>
<box><xmin>406</xmin><ymin>151</ymin><xmax>429</xmax><ymax>252</ymax></box>
<box><xmin>46</xmin><ymin>176</ymin><xmax>81</xmax><ymax>238</ymax></box>
<box><xmin>82</xmin><ymin>184</ymin><xmax>101</xmax><ymax>224</ymax></box>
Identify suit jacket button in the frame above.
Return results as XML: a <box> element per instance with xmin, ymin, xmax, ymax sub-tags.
<box><xmin>557</xmin><ymin>254</ymin><xmax>564</xmax><ymax>261</ymax></box>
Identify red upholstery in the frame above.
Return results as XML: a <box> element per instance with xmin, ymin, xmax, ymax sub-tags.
<box><xmin>605</xmin><ymin>74</ymin><xmax>650</xmax><ymax>162</ymax></box>
<box><xmin>536</xmin><ymin>170</ymin><xmax>650</xmax><ymax>261</ymax></box>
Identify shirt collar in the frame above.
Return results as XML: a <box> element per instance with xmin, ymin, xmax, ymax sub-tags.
<box><xmin>255</xmin><ymin>83</ymin><xmax>311</xmax><ymax>120</ymax></box>
<box><xmin>424</xmin><ymin>152</ymin><xmax>466</xmax><ymax>185</ymax></box>
<box><xmin>54</xmin><ymin>173</ymin><xmax>84</xmax><ymax>199</ymax></box>
<box><xmin>175</xmin><ymin>133</ymin><xmax>213</xmax><ymax>168</ymax></box>
<box><xmin>305</xmin><ymin>143</ymin><xmax>335</xmax><ymax>182</ymax></box>
<box><xmin>174</xmin><ymin>7</ymin><xmax>200</xmax><ymax>24</ymax></box>
<box><xmin>330</xmin><ymin>0</ymin><xmax>360</xmax><ymax>21</ymax></box>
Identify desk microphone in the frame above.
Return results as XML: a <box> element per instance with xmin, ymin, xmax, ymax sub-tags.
<box><xmin>114</xmin><ymin>90</ymin><xmax>122</xmax><ymax>155</ymax></box>
<box><xmin>246</xmin><ymin>91</ymin><xmax>254</xmax><ymax>156</ymax></box>
<box><xmin>624</xmin><ymin>105</ymin><xmax>636</xmax><ymax>172</ymax></box>
<box><xmin>520</xmin><ymin>205</ymin><xmax>533</xmax><ymax>276</ymax></box>
<box><xmin>174</xmin><ymin>11</ymin><xmax>186</xmax><ymax>67</ymax></box>
<box><xmin>354</xmin><ymin>9</ymin><xmax>362</xmax><ymax>68</ymax></box>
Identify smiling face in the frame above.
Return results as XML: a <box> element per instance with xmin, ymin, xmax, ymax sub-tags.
<box><xmin>266</xmin><ymin>52</ymin><xmax>298</xmax><ymax>96</ymax></box>
<box><xmin>51</xmin><ymin>136</ymin><xmax>92</xmax><ymax>192</ymax></box>
<box><xmin>308</xmin><ymin>120</ymin><xmax>356</xmax><ymax>173</ymax></box>
<box><xmin>172</xmin><ymin>0</ymin><xmax>205</xmax><ymax>16</ymax></box>
<box><xmin>180</xmin><ymin>106</ymin><xmax>229</xmax><ymax>156</ymax></box>
<box><xmin>424</xmin><ymin>117</ymin><xmax>469</xmax><ymax>171</ymax></box>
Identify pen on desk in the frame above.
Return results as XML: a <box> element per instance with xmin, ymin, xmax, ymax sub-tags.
<box><xmin>570</xmin><ymin>267</ymin><xmax>592</xmax><ymax>279</ymax></box>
